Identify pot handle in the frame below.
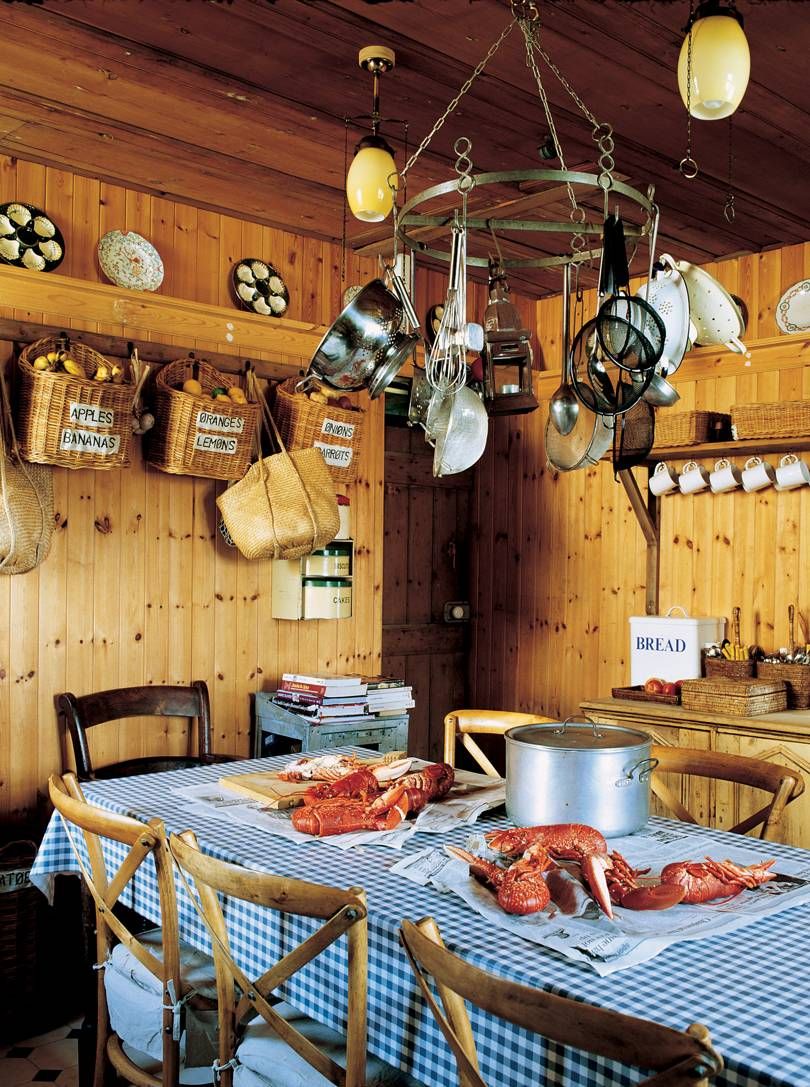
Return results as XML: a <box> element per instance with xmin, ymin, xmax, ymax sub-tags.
<box><xmin>554</xmin><ymin>715</ymin><xmax>604</xmax><ymax>740</ymax></box>
<box><xmin>622</xmin><ymin>757</ymin><xmax>659</xmax><ymax>784</ymax></box>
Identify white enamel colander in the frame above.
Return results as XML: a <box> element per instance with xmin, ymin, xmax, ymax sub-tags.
<box><xmin>636</xmin><ymin>254</ymin><xmax>691</xmax><ymax>375</ymax></box>
<box><xmin>675</xmin><ymin>259</ymin><xmax>750</xmax><ymax>357</ymax></box>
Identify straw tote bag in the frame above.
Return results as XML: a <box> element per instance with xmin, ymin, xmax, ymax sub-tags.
<box><xmin>217</xmin><ymin>374</ymin><xmax>339</xmax><ymax>561</ymax></box>
<box><xmin>0</xmin><ymin>363</ymin><xmax>54</xmax><ymax>574</ymax></box>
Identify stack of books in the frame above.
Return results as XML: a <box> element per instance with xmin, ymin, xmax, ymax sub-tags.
<box><xmin>272</xmin><ymin>673</ymin><xmax>371</xmax><ymax>725</ymax></box>
<box><xmin>363</xmin><ymin>676</ymin><xmax>415</xmax><ymax>718</ymax></box>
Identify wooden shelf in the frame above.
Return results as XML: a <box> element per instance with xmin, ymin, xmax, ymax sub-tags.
<box><xmin>650</xmin><ymin>435</ymin><xmax>810</xmax><ymax>461</ymax></box>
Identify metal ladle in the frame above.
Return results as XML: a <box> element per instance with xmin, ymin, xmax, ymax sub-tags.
<box><xmin>549</xmin><ymin>262</ymin><xmax>578</xmax><ymax>436</ymax></box>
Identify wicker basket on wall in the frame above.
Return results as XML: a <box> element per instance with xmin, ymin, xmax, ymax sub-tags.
<box><xmin>145</xmin><ymin>358</ymin><xmax>259</xmax><ymax>480</ymax></box>
<box><xmin>272</xmin><ymin>378</ymin><xmax>365</xmax><ymax>485</ymax></box>
<box><xmin>16</xmin><ymin>336</ymin><xmax>134</xmax><ymax>470</ymax></box>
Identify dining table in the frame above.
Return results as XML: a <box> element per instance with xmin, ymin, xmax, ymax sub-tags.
<box><xmin>31</xmin><ymin>748</ymin><xmax>810</xmax><ymax>1087</ymax></box>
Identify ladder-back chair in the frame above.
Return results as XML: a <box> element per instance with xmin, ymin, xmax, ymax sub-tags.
<box><xmin>168</xmin><ymin>830</ymin><xmax>415</xmax><ymax>1087</ymax></box>
<box><xmin>48</xmin><ymin>773</ymin><xmax>216</xmax><ymax>1087</ymax></box>
<box><xmin>443</xmin><ymin>709</ymin><xmax>555</xmax><ymax>777</ymax></box>
<box><xmin>650</xmin><ymin>745</ymin><xmax>804</xmax><ymax>842</ymax></box>
<box><xmin>400</xmin><ymin>917</ymin><xmax>723</xmax><ymax>1087</ymax></box>
<box><xmin>58</xmin><ymin>680</ymin><xmax>235</xmax><ymax>780</ymax></box>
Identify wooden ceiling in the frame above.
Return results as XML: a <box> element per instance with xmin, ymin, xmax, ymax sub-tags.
<box><xmin>0</xmin><ymin>0</ymin><xmax>807</xmax><ymax>296</ymax></box>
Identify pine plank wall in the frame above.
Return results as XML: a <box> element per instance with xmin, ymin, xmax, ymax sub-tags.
<box><xmin>0</xmin><ymin>151</ymin><xmax>807</xmax><ymax>823</ymax></box>
<box><xmin>471</xmin><ymin>240</ymin><xmax>810</xmax><ymax>720</ymax></box>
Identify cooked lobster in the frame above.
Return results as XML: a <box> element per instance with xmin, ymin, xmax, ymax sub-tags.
<box><xmin>447</xmin><ymin>844</ymin><xmax>553</xmax><ymax>915</ymax></box>
<box><xmin>291</xmin><ymin>762</ymin><xmax>455</xmax><ymax>837</ymax></box>
<box><xmin>605</xmin><ymin>851</ymin><xmax>776</xmax><ymax>909</ymax></box>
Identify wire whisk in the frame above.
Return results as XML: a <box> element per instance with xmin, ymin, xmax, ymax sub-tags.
<box><xmin>426</xmin><ymin>218</ymin><xmax>468</xmax><ymax>395</ymax></box>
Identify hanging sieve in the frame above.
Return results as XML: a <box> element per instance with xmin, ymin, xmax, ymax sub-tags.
<box><xmin>569</xmin><ymin>318</ymin><xmax>652</xmax><ymax>417</ymax></box>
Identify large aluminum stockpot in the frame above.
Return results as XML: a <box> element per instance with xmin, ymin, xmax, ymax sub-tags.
<box><xmin>505</xmin><ymin>719</ymin><xmax>657</xmax><ymax>837</ymax></box>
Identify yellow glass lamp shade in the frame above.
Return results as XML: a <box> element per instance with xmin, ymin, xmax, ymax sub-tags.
<box><xmin>346</xmin><ymin>135</ymin><xmax>398</xmax><ymax>223</ymax></box>
<box><xmin>678</xmin><ymin>14</ymin><xmax>750</xmax><ymax>120</ymax></box>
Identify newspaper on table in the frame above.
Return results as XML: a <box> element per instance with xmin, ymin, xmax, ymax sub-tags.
<box><xmin>390</xmin><ymin>821</ymin><xmax>810</xmax><ymax>975</ymax></box>
<box><xmin>173</xmin><ymin>768</ymin><xmax>505</xmax><ymax>851</ymax></box>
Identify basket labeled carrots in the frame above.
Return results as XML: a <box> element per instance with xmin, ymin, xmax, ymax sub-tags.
<box><xmin>272</xmin><ymin>377</ymin><xmax>365</xmax><ymax>485</ymax></box>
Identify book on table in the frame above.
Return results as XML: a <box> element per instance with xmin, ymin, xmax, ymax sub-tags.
<box><xmin>360</xmin><ymin>675</ymin><xmax>406</xmax><ymax>690</ymax></box>
<box><xmin>280</xmin><ymin>673</ymin><xmax>368</xmax><ymax>699</ymax></box>
<box><xmin>274</xmin><ymin>689</ymin><xmax>367</xmax><ymax>708</ymax></box>
<box><xmin>271</xmin><ymin>698</ymin><xmax>370</xmax><ymax>719</ymax></box>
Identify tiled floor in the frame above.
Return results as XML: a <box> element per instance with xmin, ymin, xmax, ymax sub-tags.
<box><xmin>0</xmin><ymin>1019</ymin><xmax>80</xmax><ymax>1086</ymax></box>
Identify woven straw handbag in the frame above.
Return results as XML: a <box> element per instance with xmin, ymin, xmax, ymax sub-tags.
<box><xmin>217</xmin><ymin>373</ymin><xmax>339</xmax><ymax>561</ymax></box>
<box><xmin>0</xmin><ymin>364</ymin><xmax>54</xmax><ymax>575</ymax></box>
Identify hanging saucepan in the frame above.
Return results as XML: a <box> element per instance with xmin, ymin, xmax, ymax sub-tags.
<box><xmin>596</xmin><ymin>214</ymin><xmax>664</xmax><ymax>373</ymax></box>
<box><xmin>308</xmin><ymin>278</ymin><xmax>420</xmax><ymax>398</ymax></box>
<box><xmin>569</xmin><ymin>318</ymin><xmax>652</xmax><ymax>417</ymax></box>
<box><xmin>545</xmin><ymin>401</ymin><xmax>614</xmax><ymax>471</ymax></box>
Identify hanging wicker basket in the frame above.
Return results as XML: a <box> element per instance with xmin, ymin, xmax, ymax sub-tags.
<box><xmin>272</xmin><ymin>378</ymin><xmax>365</xmax><ymax>485</ymax></box>
<box><xmin>16</xmin><ymin>336</ymin><xmax>134</xmax><ymax>470</ymax></box>
<box><xmin>145</xmin><ymin>358</ymin><xmax>259</xmax><ymax>480</ymax></box>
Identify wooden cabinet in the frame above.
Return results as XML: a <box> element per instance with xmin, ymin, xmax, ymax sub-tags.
<box><xmin>581</xmin><ymin>698</ymin><xmax>810</xmax><ymax>848</ymax></box>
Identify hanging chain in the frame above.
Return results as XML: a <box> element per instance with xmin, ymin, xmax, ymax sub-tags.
<box><xmin>724</xmin><ymin>118</ymin><xmax>736</xmax><ymax>222</ymax></box>
<box><xmin>399</xmin><ymin>19</ymin><xmax>514</xmax><ymax>182</ymax></box>
<box><xmin>679</xmin><ymin>1</ymin><xmax>699</xmax><ymax>179</ymax></box>
<box><xmin>341</xmin><ymin>118</ymin><xmax>349</xmax><ymax>286</ymax></box>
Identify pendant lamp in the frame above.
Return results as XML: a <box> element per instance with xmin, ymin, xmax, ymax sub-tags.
<box><xmin>346</xmin><ymin>46</ymin><xmax>398</xmax><ymax>223</ymax></box>
<box><xmin>678</xmin><ymin>1</ymin><xmax>750</xmax><ymax>120</ymax></box>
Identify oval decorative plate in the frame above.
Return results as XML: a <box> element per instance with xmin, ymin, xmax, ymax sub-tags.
<box><xmin>98</xmin><ymin>230</ymin><xmax>164</xmax><ymax>291</ymax></box>
<box><xmin>776</xmin><ymin>280</ymin><xmax>810</xmax><ymax>335</ymax></box>
<box><xmin>232</xmin><ymin>258</ymin><xmax>289</xmax><ymax>317</ymax></box>
<box><xmin>0</xmin><ymin>201</ymin><xmax>65</xmax><ymax>271</ymax></box>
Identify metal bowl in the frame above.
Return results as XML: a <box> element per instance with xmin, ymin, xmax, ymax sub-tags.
<box><xmin>309</xmin><ymin>278</ymin><xmax>419</xmax><ymax>398</ymax></box>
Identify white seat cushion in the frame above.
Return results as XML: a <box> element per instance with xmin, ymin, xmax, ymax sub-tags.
<box><xmin>234</xmin><ymin>1001</ymin><xmax>422</xmax><ymax>1087</ymax></box>
<box><xmin>121</xmin><ymin>1041</ymin><xmax>215</xmax><ymax>1084</ymax></box>
<box><xmin>105</xmin><ymin>927</ymin><xmax>217</xmax><ymax>1066</ymax></box>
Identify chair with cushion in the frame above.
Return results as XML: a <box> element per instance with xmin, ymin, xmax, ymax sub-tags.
<box><xmin>650</xmin><ymin>745</ymin><xmax>805</xmax><ymax>842</ymax></box>
<box><xmin>48</xmin><ymin>773</ymin><xmax>218</xmax><ymax>1087</ymax></box>
<box><xmin>58</xmin><ymin>680</ymin><xmax>236</xmax><ymax>781</ymax></box>
<box><xmin>443</xmin><ymin>709</ymin><xmax>555</xmax><ymax>777</ymax></box>
<box><xmin>169</xmin><ymin>829</ymin><xmax>420</xmax><ymax>1087</ymax></box>
<box><xmin>400</xmin><ymin>916</ymin><xmax>723</xmax><ymax>1087</ymax></box>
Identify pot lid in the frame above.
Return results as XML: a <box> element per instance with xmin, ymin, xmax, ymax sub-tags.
<box><xmin>505</xmin><ymin>721</ymin><xmax>650</xmax><ymax>752</ymax></box>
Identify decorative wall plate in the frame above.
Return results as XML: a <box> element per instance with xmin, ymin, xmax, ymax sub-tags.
<box><xmin>776</xmin><ymin>280</ymin><xmax>810</xmax><ymax>335</ymax></box>
<box><xmin>98</xmin><ymin>231</ymin><xmax>164</xmax><ymax>291</ymax></box>
<box><xmin>232</xmin><ymin>258</ymin><xmax>289</xmax><ymax>317</ymax></box>
<box><xmin>0</xmin><ymin>202</ymin><xmax>65</xmax><ymax>271</ymax></box>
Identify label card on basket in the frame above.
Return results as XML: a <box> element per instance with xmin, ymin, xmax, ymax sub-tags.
<box><xmin>68</xmin><ymin>402</ymin><xmax>114</xmax><ymax>428</ymax></box>
<box><xmin>195</xmin><ymin>409</ymin><xmax>245</xmax><ymax>433</ymax></box>
<box><xmin>60</xmin><ymin>429</ymin><xmax>121</xmax><ymax>454</ymax></box>
<box><xmin>321</xmin><ymin>417</ymin><xmax>356</xmax><ymax>441</ymax></box>
<box><xmin>315</xmin><ymin>440</ymin><xmax>353</xmax><ymax>468</ymax></box>
<box><xmin>194</xmin><ymin>433</ymin><xmax>238</xmax><ymax>454</ymax></box>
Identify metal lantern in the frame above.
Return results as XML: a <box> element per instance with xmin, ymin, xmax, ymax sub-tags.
<box><xmin>482</xmin><ymin>259</ymin><xmax>538</xmax><ymax>415</ymax></box>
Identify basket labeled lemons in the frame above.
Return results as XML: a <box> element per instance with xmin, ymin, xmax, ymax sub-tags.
<box><xmin>16</xmin><ymin>335</ymin><xmax>134</xmax><ymax>470</ymax></box>
<box><xmin>145</xmin><ymin>357</ymin><xmax>258</xmax><ymax>480</ymax></box>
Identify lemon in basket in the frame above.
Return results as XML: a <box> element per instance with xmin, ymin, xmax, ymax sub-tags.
<box><xmin>227</xmin><ymin>386</ymin><xmax>247</xmax><ymax>404</ymax></box>
<box><xmin>183</xmin><ymin>378</ymin><xmax>203</xmax><ymax>396</ymax></box>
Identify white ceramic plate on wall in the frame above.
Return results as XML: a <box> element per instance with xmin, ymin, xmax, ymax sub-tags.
<box><xmin>98</xmin><ymin>230</ymin><xmax>164</xmax><ymax>291</ymax></box>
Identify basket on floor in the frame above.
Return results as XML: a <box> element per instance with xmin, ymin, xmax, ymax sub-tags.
<box><xmin>146</xmin><ymin>358</ymin><xmax>259</xmax><ymax>480</ymax></box>
<box><xmin>654</xmin><ymin>411</ymin><xmax>731</xmax><ymax>448</ymax></box>
<box><xmin>755</xmin><ymin>661</ymin><xmax>810</xmax><ymax>709</ymax></box>
<box><xmin>272</xmin><ymin>378</ymin><xmax>365</xmax><ymax>485</ymax></box>
<box><xmin>16</xmin><ymin>336</ymin><xmax>133</xmax><ymax>470</ymax></box>
<box><xmin>731</xmin><ymin>401</ymin><xmax>810</xmax><ymax>440</ymax></box>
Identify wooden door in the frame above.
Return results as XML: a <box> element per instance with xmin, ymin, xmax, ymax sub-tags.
<box><xmin>382</xmin><ymin>425</ymin><xmax>474</xmax><ymax>761</ymax></box>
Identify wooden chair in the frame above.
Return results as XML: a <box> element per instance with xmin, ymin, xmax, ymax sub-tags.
<box><xmin>443</xmin><ymin>709</ymin><xmax>555</xmax><ymax>777</ymax></box>
<box><xmin>650</xmin><ymin>745</ymin><xmax>805</xmax><ymax>841</ymax></box>
<box><xmin>48</xmin><ymin>773</ymin><xmax>216</xmax><ymax>1087</ymax></box>
<box><xmin>58</xmin><ymin>680</ymin><xmax>235</xmax><ymax>780</ymax></box>
<box><xmin>400</xmin><ymin>917</ymin><xmax>723</xmax><ymax>1087</ymax></box>
<box><xmin>168</xmin><ymin>830</ymin><xmax>416</xmax><ymax>1087</ymax></box>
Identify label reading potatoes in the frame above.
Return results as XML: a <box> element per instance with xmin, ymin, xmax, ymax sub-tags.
<box><xmin>69</xmin><ymin>402</ymin><xmax>114</xmax><ymax>428</ymax></box>
<box><xmin>321</xmin><ymin>417</ymin><xmax>356</xmax><ymax>441</ymax></box>
<box><xmin>60</xmin><ymin>428</ymin><xmax>121</xmax><ymax>454</ymax></box>
<box><xmin>195</xmin><ymin>409</ymin><xmax>245</xmax><ymax>433</ymax></box>
<box><xmin>314</xmin><ymin>441</ymin><xmax>353</xmax><ymax>468</ymax></box>
<box><xmin>193</xmin><ymin>433</ymin><xmax>238</xmax><ymax>454</ymax></box>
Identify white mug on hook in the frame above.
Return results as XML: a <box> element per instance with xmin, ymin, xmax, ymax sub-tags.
<box><xmin>649</xmin><ymin>461</ymin><xmax>680</xmax><ymax>496</ymax></box>
<box><xmin>709</xmin><ymin>457</ymin><xmax>742</xmax><ymax>494</ymax></box>
<box><xmin>775</xmin><ymin>453</ymin><xmax>810</xmax><ymax>491</ymax></box>
<box><xmin>741</xmin><ymin>456</ymin><xmax>776</xmax><ymax>493</ymax></box>
<box><xmin>679</xmin><ymin>460</ymin><xmax>710</xmax><ymax>494</ymax></box>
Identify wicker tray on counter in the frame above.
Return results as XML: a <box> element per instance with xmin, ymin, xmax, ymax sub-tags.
<box><xmin>731</xmin><ymin>400</ymin><xmax>810</xmax><ymax>440</ymax></box>
<box><xmin>653</xmin><ymin>410</ymin><xmax>731</xmax><ymax>448</ymax></box>
<box><xmin>611</xmin><ymin>685</ymin><xmax>680</xmax><ymax>705</ymax></box>
<box><xmin>680</xmin><ymin>677</ymin><xmax>787</xmax><ymax>717</ymax></box>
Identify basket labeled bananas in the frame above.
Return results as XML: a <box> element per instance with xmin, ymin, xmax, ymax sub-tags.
<box><xmin>31</xmin><ymin>348</ymin><xmax>125</xmax><ymax>383</ymax></box>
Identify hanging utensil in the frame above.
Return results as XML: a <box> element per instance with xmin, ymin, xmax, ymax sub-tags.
<box><xmin>570</xmin><ymin>318</ymin><xmax>652</xmax><ymax>417</ymax></box>
<box><xmin>612</xmin><ymin>398</ymin><xmax>655</xmax><ymax>474</ymax></box>
<box><xmin>427</xmin><ymin>217</ymin><xmax>468</xmax><ymax>395</ymax></box>
<box><xmin>549</xmin><ymin>263</ymin><xmax>578</xmax><ymax>436</ymax></box>
<box><xmin>596</xmin><ymin>214</ymin><xmax>664</xmax><ymax>373</ymax></box>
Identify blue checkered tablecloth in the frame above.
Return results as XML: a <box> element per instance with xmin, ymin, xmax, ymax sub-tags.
<box><xmin>31</xmin><ymin>750</ymin><xmax>810</xmax><ymax>1087</ymax></box>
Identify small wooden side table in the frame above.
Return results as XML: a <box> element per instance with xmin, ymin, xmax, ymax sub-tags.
<box><xmin>253</xmin><ymin>692</ymin><xmax>409</xmax><ymax>758</ymax></box>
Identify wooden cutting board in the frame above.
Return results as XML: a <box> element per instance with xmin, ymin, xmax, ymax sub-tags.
<box><xmin>218</xmin><ymin>772</ymin><xmax>312</xmax><ymax>809</ymax></box>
